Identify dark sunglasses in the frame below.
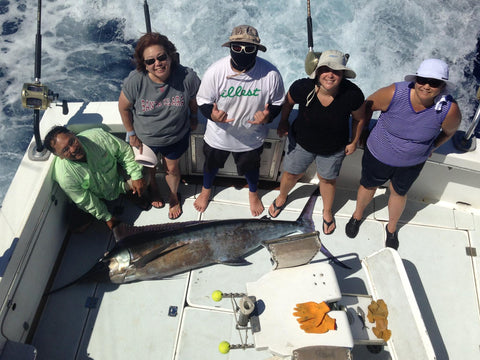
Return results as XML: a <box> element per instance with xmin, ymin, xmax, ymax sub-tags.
<box><xmin>144</xmin><ymin>53</ymin><xmax>168</xmax><ymax>66</ymax></box>
<box><xmin>416</xmin><ymin>76</ymin><xmax>444</xmax><ymax>88</ymax></box>
<box><xmin>230</xmin><ymin>43</ymin><xmax>257</xmax><ymax>54</ymax></box>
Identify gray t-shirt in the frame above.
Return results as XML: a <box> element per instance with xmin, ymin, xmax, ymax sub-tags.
<box><xmin>122</xmin><ymin>64</ymin><xmax>201</xmax><ymax>147</ymax></box>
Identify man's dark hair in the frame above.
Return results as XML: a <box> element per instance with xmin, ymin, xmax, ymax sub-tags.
<box><xmin>44</xmin><ymin>126</ymin><xmax>72</xmax><ymax>153</ymax></box>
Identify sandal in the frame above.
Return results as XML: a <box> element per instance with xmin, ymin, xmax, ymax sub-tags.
<box><xmin>148</xmin><ymin>188</ymin><xmax>165</xmax><ymax>209</ymax></box>
<box><xmin>169</xmin><ymin>193</ymin><xmax>183</xmax><ymax>220</ymax></box>
<box><xmin>268</xmin><ymin>196</ymin><xmax>288</xmax><ymax>218</ymax></box>
<box><xmin>323</xmin><ymin>217</ymin><xmax>336</xmax><ymax>235</ymax></box>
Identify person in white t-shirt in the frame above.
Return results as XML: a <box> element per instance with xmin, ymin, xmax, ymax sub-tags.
<box><xmin>195</xmin><ymin>25</ymin><xmax>285</xmax><ymax>216</ymax></box>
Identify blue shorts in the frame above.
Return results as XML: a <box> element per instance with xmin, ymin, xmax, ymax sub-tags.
<box><xmin>360</xmin><ymin>146</ymin><xmax>425</xmax><ymax>196</ymax></box>
<box><xmin>282</xmin><ymin>139</ymin><xmax>346</xmax><ymax>180</ymax></box>
<box><xmin>149</xmin><ymin>131</ymin><xmax>190</xmax><ymax>160</ymax></box>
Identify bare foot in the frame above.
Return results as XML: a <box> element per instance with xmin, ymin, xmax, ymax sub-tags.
<box><xmin>194</xmin><ymin>187</ymin><xmax>211</xmax><ymax>213</ymax></box>
<box><xmin>168</xmin><ymin>192</ymin><xmax>182</xmax><ymax>219</ymax></box>
<box><xmin>149</xmin><ymin>185</ymin><xmax>165</xmax><ymax>209</ymax></box>
<box><xmin>249</xmin><ymin>191</ymin><xmax>264</xmax><ymax>217</ymax></box>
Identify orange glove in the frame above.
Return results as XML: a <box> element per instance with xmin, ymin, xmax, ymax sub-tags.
<box><xmin>367</xmin><ymin>299</ymin><xmax>391</xmax><ymax>342</ymax></box>
<box><xmin>293</xmin><ymin>301</ymin><xmax>330</xmax><ymax>325</ymax></box>
<box><xmin>299</xmin><ymin>314</ymin><xmax>336</xmax><ymax>333</ymax></box>
<box><xmin>293</xmin><ymin>301</ymin><xmax>336</xmax><ymax>334</ymax></box>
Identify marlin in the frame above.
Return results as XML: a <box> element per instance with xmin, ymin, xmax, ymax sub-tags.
<box><xmin>48</xmin><ymin>189</ymin><xmax>349</xmax><ymax>293</ymax></box>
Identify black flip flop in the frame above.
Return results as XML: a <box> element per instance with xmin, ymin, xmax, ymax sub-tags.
<box><xmin>323</xmin><ymin>217</ymin><xmax>336</xmax><ymax>235</ymax></box>
<box><xmin>268</xmin><ymin>196</ymin><xmax>288</xmax><ymax>218</ymax></box>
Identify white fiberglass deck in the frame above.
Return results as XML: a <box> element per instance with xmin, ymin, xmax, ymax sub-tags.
<box><xmin>31</xmin><ymin>180</ymin><xmax>480</xmax><ymax>360</ymax></box>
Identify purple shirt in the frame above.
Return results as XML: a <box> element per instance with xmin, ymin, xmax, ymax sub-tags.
<box><xmin>367</xmin><ymin>81</ymin><xmax>452</xmax><ymax>167</ymax></box>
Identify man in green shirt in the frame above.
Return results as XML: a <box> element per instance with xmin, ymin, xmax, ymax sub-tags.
<box><xmin>44</xmin><ymin>126</ymin><xmax>147</xmax><ymax>230</ymax></box>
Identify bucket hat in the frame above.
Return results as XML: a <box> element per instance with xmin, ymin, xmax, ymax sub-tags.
<box><xmin>222</xmin><ymin>25</ymin><xmax>267</xmax><ymax>52</ymax></box>
<box><xmin>132</xmin><ymin>144</ymin><xmax>158</xmax><ymax>168</ymax></box>
<box><xmin>309</xmin><ymin>50</ymin><xmax>356</xmax><ymax>79</ymax></box>
<box><xmin>404</xmin><ymin>59</ymin><xmax>453</xmax><ymax>88</ymax></box>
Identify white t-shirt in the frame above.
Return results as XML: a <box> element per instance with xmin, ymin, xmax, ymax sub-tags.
<box><xmin>197</xmin><ymin>56</ymin><xmax>285</xmax><ymax>151</ymax></box>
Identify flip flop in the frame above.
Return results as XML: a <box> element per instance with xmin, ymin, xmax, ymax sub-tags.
<box><xmin>151</xmin><ymin>197</ymin><xmax>165</xmax><ymax>209</ymax></box>
<box><xmin>268</xmin><ymin>196</ymin><xmax>288</xmax><ymax>218</ymax></box>
<box><xmin>169</xmin><ymin>192</ymin><xmax>183</xmax><ymax>220</ymax></box>
<box><xmin>148</xmin><ymin>188</ymin><xmax>165</xmax><ymax>209</ymax></box>
<box><xmin>323</xmin><ymin>217</ymin><xmax>336</xmax><ymax>235</ymax></box>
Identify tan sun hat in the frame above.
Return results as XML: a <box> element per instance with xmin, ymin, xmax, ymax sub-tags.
<box><xmin>308</xmin><ymin>50</ymin><xmax>356</xmax><ymax>79</ymax></box>
<box><xmin>132</xmin><ymin>144</ymin><xmax>158</xmax><ymax>168</ymax></box>
<box><xmin>222</xmin><ymin>25</ymin><xmax>267</xmax><ymax>52</ymax></box>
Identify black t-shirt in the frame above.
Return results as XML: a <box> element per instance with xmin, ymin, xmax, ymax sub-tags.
<box><xmin>290</xmin><ymin>78</ymin><xmax>364</xmax><ymax>155</ymax></box>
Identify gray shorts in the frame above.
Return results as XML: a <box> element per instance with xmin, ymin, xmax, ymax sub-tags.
<box><xmin>282</xmin><ymin>139</ymin><xmax>346</xmax><ymax>180</ymax></box>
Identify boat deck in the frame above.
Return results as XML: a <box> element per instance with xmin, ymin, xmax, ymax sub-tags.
<box><xmin>30</xmin><ymin>176</ymin><xmax>480</xmax><ymax>360</ymax></box>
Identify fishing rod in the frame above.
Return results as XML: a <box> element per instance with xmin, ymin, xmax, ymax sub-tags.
<box><xmin>21</xmin><ymin>0</ymin><xmax>68</xmax><ymax>161</ymax></box>
<box><xmin>144</xmin><ymin>0</ymin><xmax>152</xmax><ymax>33</ymax></box>
<box><xmin>304</xmin><ymin>0</ymin><xmax>321</xmax><ymax>76</ymax></box>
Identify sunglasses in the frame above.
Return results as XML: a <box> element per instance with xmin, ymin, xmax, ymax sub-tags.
<box><xmin>144</xmin><ymin>53</ymin><xmax>168</xmax><ymax>66</ymax></box>
<box><xmin>230</xmin><ymin>43</ymin><xmax>257</xmax><ymax>54</ymax></box>
<box><xmin>416</xmin><ymin>76</ymin><xmax>444</xmax><ymax>88</ymax></box>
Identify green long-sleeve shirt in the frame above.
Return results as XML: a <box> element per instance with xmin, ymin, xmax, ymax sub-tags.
<box><xmin>52</xmin><ymin>128</ymin><xmax>143</xmax><ymax>221</ymax></box>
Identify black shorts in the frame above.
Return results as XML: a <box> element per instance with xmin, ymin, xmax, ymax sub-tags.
<box><xmin>360</xmin><ymin>146</ymin><xmax>425</xmax><ymax>196</ymax></box>
<box><xmin>203</xmin><ymin>142</ymin><xmax>263</xmax><ymax>176</ymax></box>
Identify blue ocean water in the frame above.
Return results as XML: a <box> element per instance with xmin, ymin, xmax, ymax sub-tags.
<box><xmin>0</xmin><ymin>0</ymin><xmax>478</xmax><ymax>206</ymax></box>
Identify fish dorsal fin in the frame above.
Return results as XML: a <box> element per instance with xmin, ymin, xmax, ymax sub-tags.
<box><xmin>113</xmin><ymin>221</ymin><xmax>203</xmax><ymax>243</ymax></box>
<box><xmin>219</xmin><ymin>258</ymin><xmax>251</xmax><ymax>266</ymax></box>
<box><xmin>134</xmin><ymin>241</ymin><xmax>188</xmax><ymax>268</ymax></box>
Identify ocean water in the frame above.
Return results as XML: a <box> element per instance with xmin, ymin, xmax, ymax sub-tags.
<box><xmin>0</xmin><ymin>0</ymin><xmax>479</xmax><ymax>206</ymax></box>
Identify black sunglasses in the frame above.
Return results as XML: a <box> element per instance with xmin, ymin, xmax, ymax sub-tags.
<box><xmin>144</xmin><ymin>53</ymin><xmax>168</xmax><ymax>66</ymax></box>
<box><xmin>230</xmin><ymin>43</ymin><xmax>257</xmax><ymax>54</ymax></box>
<box><xmin>416</xmin><ymin>76</ymin><xmax>444</xmax><ymax>88</ymax></box>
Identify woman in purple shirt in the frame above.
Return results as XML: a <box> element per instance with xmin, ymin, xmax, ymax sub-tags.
<box><xmin>345</xmin><ymin>59</ymin><xmax>461</xmax><ymax>249</ymax></box>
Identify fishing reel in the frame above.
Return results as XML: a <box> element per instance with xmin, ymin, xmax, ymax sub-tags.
<box><xmin>22</xmin><ymin>82</ymin><xmax>69</xmax><ymax>115</ymax></box>
<box><xmin>21</xmin><ymin>82</ymin><xmax>57</xmax><ymax>110</ymax></box>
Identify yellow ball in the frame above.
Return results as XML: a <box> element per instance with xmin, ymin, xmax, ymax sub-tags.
<box><xmin>212</xmin><ymin>290</ymin><xmax>223</xmax><ymax>302</ymax></box>
<box><xmin>218</xmin><ymin>341</ymin><xmax>230</xmax><ymax>354</ymax></box>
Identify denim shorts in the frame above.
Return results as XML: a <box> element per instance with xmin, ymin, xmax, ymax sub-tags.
<box><xmin>360</xmin><ymin>145</ymin><xmax>425</xmax><ymax>196</ymax></box>
<box><xmin>149</xmin><ymin>131</ymin><xmax>190</xmax><ymax>160</ymax></box>
<box><xmin>282</xmin><ymin>139</ymin><xmax>346</xmax><ymax>180</ymax></box>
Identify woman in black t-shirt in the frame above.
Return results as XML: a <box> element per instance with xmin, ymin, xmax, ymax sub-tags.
<box><xmin>268</xmin><ymin>50</ymin><xmax>367</xmax><ymax>235</ymax></box>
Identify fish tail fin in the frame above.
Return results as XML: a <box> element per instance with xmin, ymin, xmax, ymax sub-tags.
<box><xmin>295</xmin><ymin>188</ymin><xmax>320</xmax><ymax>233</ymax></box>
<box><xmin>320</xmin><ymin>244</ymin><xmax>351</xmax><ymax>269</ymax></box>
<box><xmin>45</xmin><ymin>260</ymin><xmax>110</xmax><ymax>296</ymax></box>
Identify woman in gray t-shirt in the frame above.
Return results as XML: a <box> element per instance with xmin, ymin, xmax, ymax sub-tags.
<box><xmin>119</xmin><ymin>32</ymin><xmax>200</xmax><ymax>219</ymax></box>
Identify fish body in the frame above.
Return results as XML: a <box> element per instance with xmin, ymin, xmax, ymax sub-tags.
<box><xmin>49</xmin><ymin>189</ymin><xmax>348</xmax><ymax>293</ymax></box>
<box><xmin>109</xmin><ymin>217</ymin><xmax>312</xmax><ymax>283</ymax></box>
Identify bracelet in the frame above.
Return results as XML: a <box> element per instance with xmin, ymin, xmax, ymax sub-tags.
<box><xmin>126</xmin><ymin>130</ymin><xmax>136</xmax><ymax>137</ymax></box>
